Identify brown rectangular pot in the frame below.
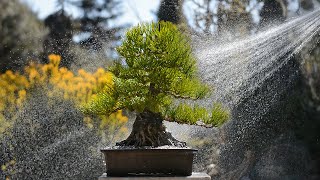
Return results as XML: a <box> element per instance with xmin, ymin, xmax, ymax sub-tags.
<box><xmin>101</xmin><ymin>148</ymin><xmax>197</xmax><ymax>176</ymax></box>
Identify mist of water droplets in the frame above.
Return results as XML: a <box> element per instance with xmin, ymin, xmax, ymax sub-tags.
<box><xmin>3</xmin><ymin>8</ymin><xmax>320</xmax><ymax>179</ymax></box>
<box><xmin>196</xmin><ymin>9</ymin><xmax>320</xmax><ymax>108</ymax></box>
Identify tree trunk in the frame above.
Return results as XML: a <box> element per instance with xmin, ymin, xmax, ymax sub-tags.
<box><xmin>116</xmin><ymin>111</ymin><xmax>186</xmax><ymax>147</ymax></box>
<box><xmin>259</xmin><ymin>0</ymin><xmax>287</xmax><ymax>28</ymax></box>
<box><xmin>157</xmin><ymin>0</ymin><xmax>185</xmax><ymax>24</ymax></box>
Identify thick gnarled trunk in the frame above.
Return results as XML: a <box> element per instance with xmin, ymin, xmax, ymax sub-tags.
<box><xmin>116</xmin><ymin>111</ymin><xmax>186</xmax><ymax>147</ymax></box>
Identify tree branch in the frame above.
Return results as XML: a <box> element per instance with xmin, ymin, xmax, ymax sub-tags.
<box><xmin>164</xmin><ymin>116</ymin><xmax>214</xmax><ymax>128</ymax></box>
<box><xmin>164</xmin><ymin>90</ymin><xmax>199</xmax><ymax>100</ymax></box>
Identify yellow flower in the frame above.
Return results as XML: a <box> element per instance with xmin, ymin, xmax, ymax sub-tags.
<box><xmin>29</xmin><ymin>68</ymin><xmax>39</xmax><ymax>80</ymax></box>
<box><xmin>94</xmin><ymin>68</ymin><xmax>105</xmax><ymax>78</ymax></box>
<box><xmin>18</xmin><ymin>90</ymin><xmax>26</xmax><ymax>99</ymax></box>
<box><xmin>48</xmin><ymin>54</ymin><xmax>61</xmax><ymax>66</ymax></box>
<box><xmin>5</xmin><ymin>70</ymin><xmax>15</xmax><ymax>80</ymax></box>
<box><xmin>59</xmin><ymin>67</ymin><xmax>68</xmax><ymax>74</ymax></box>
<box><xmin>63</xmin><ymin>71</ymin><xmax>74</xmax><ymax>81</ymax></box>
<box><xmin>78</xmin><ymin>69</ymin><xmax>87</xmax><ymax>77</ymax></box>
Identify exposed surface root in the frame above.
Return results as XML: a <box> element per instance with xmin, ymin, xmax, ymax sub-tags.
<box><xmin>116</xmin><ymin>111</ymin><xmax>186</xmax><ymax>147</ymax></box>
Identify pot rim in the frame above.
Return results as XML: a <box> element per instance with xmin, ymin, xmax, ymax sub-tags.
<box><xmin>100</xmin><ymin>147</ymin><xmax>198</xmax><ymax>152</ymax></box>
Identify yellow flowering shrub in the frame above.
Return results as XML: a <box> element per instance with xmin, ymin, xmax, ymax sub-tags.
<box><xmin>0</xmin><ymin>54</ymin><xmax>129</xmax><ymax>180</ymax></box>
<box><xmin>0</xmin><ymin>70</ymin><xmax>30</xmax><ymax>135</ymax></box>
<box><xmin>0</xmin><ymin>54</ymin><xmax>128</xmax><ymax>135</ymax></box>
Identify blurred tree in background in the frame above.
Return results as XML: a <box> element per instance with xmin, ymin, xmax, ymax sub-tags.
<box><xmin>186</xmin><ymin>0</ymin><xmax>253</xmax><ymax>37</ymax></box>
<box><xmin>0</xmin><ymin>0</ymin><xmax>46</xmax><ymax>73</ymax></box>
<box><xmin>157</xmin><ymin>0</ymin><xmax>186</xmax><ymax>24</ymax></box>
<box><xmin>259</xmin><ymin>0</ymin><xmax>287</xmax><ymax>28</ymax></box>
<box><xmin>42</xmin><ymin>0</ymin><xmax>124</xmax><ymax>70</ymax></box>
<box><xmin>216</xmin><ymin>0</ymin><xmax>252</xmax><ymax>37</ymax></box>
<box><xmin>43</xmin><ymin>10</ymin><xmax>74</xmax><ymax>67</ymax></box>
<box><xmin>298</xmin><ymin>0</ymin><xmax>320</xmax><ymax>167</ymax></box>
<box><xmin>71</xmin><ymin>0</ymin><xmax>124</xmax><ymax>70</ymax></box>
<box><xmin>73</xmin><ymin>0</ymin><xmax>123</xmax><ymax>52</ymax></box>
<box><xmin>300</xmin><ymin>0</ymin><xmax>314</xmax><ymax>10</ymax></box>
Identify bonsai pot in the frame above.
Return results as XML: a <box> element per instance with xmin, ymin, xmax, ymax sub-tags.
<box><xmin>101</xmin><ymin>147</ymin><xmax>197</xmax><ymax>176</ymax></box>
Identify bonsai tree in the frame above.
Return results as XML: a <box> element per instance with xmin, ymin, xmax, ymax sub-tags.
<box><xmin>83</xmin><ymin>21</ymin><xmax>229</xmax><ymax>147</ymax></box>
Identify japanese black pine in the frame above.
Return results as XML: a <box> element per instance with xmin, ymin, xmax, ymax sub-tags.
<box><xmin>83</xmin><ymin>21</ymin><xmax>229</xmax><ymax>147</ymax></box>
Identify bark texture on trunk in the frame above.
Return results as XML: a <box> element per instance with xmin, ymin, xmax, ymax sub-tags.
<box><xmin>116</xmin><ymin>111</ymin><xmax>186</xmax><ymax>147</ymax></box>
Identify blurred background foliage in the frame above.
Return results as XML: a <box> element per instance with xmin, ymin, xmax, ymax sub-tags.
<box><xmin>0</xmin><ymin>54</ymin><xmax>127</xmax><ymax>132</ymax></box>
<box><xmin>0</xmin><ymin>0</ymin><xmax>47</xmax><ymax>73</ymax></box>
<box><xmin>0</xmin><ymin>0</ymin><xmax>320</xmax><ymax>179</ymax></box>
<box><xmin>0</xmin><ymin>54</ymin><xmax>128</xmax><ymax>178</ymax></box>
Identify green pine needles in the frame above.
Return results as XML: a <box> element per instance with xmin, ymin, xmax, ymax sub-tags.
<box><xmin>83</xmin><ymin>21</ymin><xmax>229</xmax><ymax>127</ymax></box>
